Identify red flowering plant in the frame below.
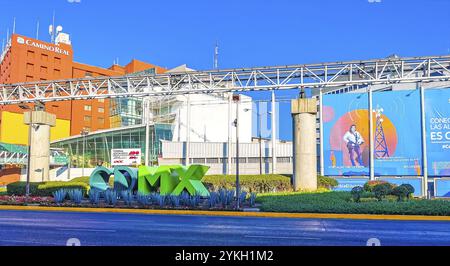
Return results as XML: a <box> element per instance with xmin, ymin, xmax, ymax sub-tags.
<box><xmin>0</xmin><ymin>195</ymin><xmax>53</xmax><ymax>205</ymax></box>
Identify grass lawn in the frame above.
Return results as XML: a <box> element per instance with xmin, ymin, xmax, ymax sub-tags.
<box><xmin>257</xmin><ymin>191</ymin><xmax>450</xmax><ymax>216</ymax></box>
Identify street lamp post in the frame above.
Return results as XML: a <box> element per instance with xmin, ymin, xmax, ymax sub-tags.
<box><xmin>244</xmin><ymin>107</ymin><xmax>271</xmax><ymax>176</ymax></box>
<box><xmin>80</xmin><ymin>129</ymin><xmax>89</xmax><ymax>177</ymax></box>
<box><xmin>233</xmin><ymin>94</ymin><xmax>241</xmax><ymax>210</ymax></box>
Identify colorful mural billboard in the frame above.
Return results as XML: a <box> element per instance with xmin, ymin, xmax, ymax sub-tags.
<box><xmin>322</xmin><ymin>88</ymin><xmax>447</xmax><ymax>177</ymax></box>
<box><xmin>323</xmin><ymin>93</ymin><xmax>370</xmax><ymax>176</ymax></box>
<box><xmin>425</xmin><ymin>88</ymin><xmax>450</xmax><ymax>176</ymax></box>
<box><xmin>372</xmin><ymin>90</ymin><xmax>423</xmax><ymax>176</ymax></box>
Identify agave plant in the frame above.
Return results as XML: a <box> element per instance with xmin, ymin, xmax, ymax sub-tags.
<box><xmin>137</xmin><ymin>193</ymin><xmax>150</xmax><ymax>206</ymax></box>
<box><xmin>89</xmin><ymin>189</ymin><xmax>101</xmax><ymax>205</ymax></box>
<box><xmin>226</xmin><ymin>189</ymin><xmax>235</xmax><ymax>206</ymax></box>
<box><xmin>121</xmin><ymin>190</ymin><xmax>134</xmax><ymax>206</ymax></box>
<box><xmin>68</xmin><ymin>189</ymin><xmax>84</xmax><ymax>205</ymax></box>
<box><xmin>158</xmin><ymin>195</ymin><xmax>167</xmax><ymax>208</ymax></box>
<box><xmin>52</xmin><ymin>189</ymin><xmax>67</xmax><ymax>204</ymax></box>
<box><xmin>170</xmin><ymin>195</ymin><xmax>181</xmax><ymax>208</ymax></box>
<box><xmin>180</xmin><ymin>191</ymin><xmax>190</xmax><ymax>206</ymax></box>
<box><xmin>249</xmin><ymin>192</ymin><xmax>257</xmax><ymax>207</ymax></box>
<box><xmin>105</xmin><ymin>189</ymin><xmax>118</xmax><ymax>206</ymax></box>
<box><xmin>189</xmin><ymin>195</ymin><xmax>201</xmax><ymax>208</ymax></box>
<box><xmin>208</xmin><ymin>192</ymin><xmax>219</xmax><ymax>208</ymax></box>
<box><xmin>239</xmin><ymin>191</ymin><xmax>247</xmax><ymax>205</ymax></box>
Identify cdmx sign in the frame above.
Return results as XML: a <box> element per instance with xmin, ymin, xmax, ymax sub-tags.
<box><xmin>89</xmin><ymin>164</ymin><xmax>210</xmax><ymax>196</ymax></box>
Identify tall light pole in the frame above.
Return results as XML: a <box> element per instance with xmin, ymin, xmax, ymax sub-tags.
<box><xmin>233</xmin><ymin>94</ymin><xmax>241</xmax><ymax>209</ymax></box>
<box><xmin>244</xmin><ymin>107</ymin><xmax>272</xmax><ymax>175</ymax></box>
<box><xmin>19</xmin><ymin>104</ymin><xmax>32</xmax><ymax>204</ymax></box>
<box><xmin>80</xmin><ymin>129</ymin><xmax>89</xmax><ymax>177</ymax></box>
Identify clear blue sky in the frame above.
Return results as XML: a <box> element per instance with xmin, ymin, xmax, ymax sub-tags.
<box><xmin>1</xmin><ymin>0</ymin><xmax>449</xmax><ymax>140</ymax></box>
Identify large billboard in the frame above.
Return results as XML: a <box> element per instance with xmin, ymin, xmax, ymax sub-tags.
<box><xmin>323</xmin><ymin>88</ymin><xmax>449</xmax><ymax>177</ymax></box>
<box><xmin>425</xmin><ymin>88</ymin><xmax>450</xmax><ymax>176</ymax></box>
<box><xmin>372</xmin><ymin>90</ymin><xmax>423</xmax><ymax>176</ymax></box>
<box><xmin>323</xmin><ymin>93</ymin><xmax>370</xmax><ymax>176</ymax></box>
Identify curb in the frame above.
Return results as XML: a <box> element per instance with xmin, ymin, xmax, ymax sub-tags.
<box><xmin>0</xmin><ymin>205</ymin><xmax>450</xmax><ymax>221</ymax></box>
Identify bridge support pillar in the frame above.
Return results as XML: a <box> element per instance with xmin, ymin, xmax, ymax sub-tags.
<box><xmin>291</xmin><ymin>98</ymin><xmax>318</xmax><ymax>191</ymax></box>
<box><xmin>24</xmin><ymin>111</ymin><xmax>56</xmax><ymax>182</ymax></box>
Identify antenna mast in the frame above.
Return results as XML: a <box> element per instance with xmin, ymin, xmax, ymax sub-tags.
<box><xmin>214</xmin><ymin>41</ymin><xmax>219</xmax><ymax>70</ymax></box>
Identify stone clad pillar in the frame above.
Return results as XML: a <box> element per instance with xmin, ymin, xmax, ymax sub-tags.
<box><xmin>291</xmin><ymin>98</ymin><xmax>318</xmax><ymax>191</ymax></box>
<box><xmin>24</xmin><ymin>111</ymin><xmax>56</xmax><ymax>182</ymax></box>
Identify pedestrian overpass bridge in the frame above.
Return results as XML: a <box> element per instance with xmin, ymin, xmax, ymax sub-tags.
<box><xmin>0</xmin><ymin>142</ymin><xmax>67</xmax><ymax>166</ymax></box>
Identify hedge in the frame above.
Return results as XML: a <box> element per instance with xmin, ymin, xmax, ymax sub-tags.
<box><xmin>7</xmin><ymin>181</ymin><xmax>89</xmax><ymax>197</ymax></box>
<box><xmin>257</xmin><ymin>191</ymin><xmax>450</xmax><ymax>216</ymax></box>
<box><xmin>203</xmin><ymin>175</ymin><xmax>292</xmax><ymax>193</ymax></box>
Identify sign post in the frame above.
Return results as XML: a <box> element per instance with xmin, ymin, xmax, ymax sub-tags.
<box><xmin>111</xmin><ymin>149</ymin><xmax>141</xmax><ymax>166</ymax></box>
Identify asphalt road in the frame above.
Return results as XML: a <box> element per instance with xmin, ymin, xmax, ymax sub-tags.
<box><xmin>0</xmin><ymin>210</ymin><xmax>449</xmax><ymax>246</ymax></box>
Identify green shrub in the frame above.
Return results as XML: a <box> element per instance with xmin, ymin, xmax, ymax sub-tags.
<box><xmin>364</xmin><ymin>180</ymin><xmax>390</xmax><ymax>192</ymax></box>
<box><xmin>318</xmin><ymin>176</ymin><xmax>338</xmax><ymax>189</ymax></box>
<box><xmin>7</xmin><ymin>181</ymin><xmax>89</xmax><ymax>197</ymax></box>
<box><xmin>351</xmin><ymin>186</ymin><xmax>364</xmax><ymax>203</ymax></box>
<box><xmin>373</xmin><ymin>183</ymin><xmax>394</xmax><ymax>201</ymax></box>
<box><xmin>203</xmin><ymin>175</ymin><xmax>292</xmax><ymax>193</ymax></box>
<box><xmin>401</xmin><ymin>184</ymin><xmax>415</xmax><ymax>199</ymax></box>
<box><xmin>257</xmin><ymin>191</ymin><xmax>450</xmax><ymax>216</ymax></box>
<box><xmin>70</xmin><ymin>176</ymin><xmax>90</xmax><ymax>184</ymax></box>
<box><xmin>7</xmin><ymin>182</ymin><xmax>40</xmax><ymax>196</ymax></box>
<box><xmin>392</xmin><ymin>184</ymin><xmax>415</xmax><ymax>201</ymax></box>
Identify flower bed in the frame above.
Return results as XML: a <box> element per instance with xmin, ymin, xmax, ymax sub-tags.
<box><xmin>0</xmin><ymin>195</ymin><xmax>53</xmax><ymax>205</ymax></box>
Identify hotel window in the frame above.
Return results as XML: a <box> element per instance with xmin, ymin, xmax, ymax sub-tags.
<box><xmin>40</xmin><ymin>66</ymin><xmax>48</xmax><ymax>74</ymax></box>
<box><xmin>98</xmin><ymin>117</ymin><xmax>105</xmax><ymax>125</ymax></box>
<box><xmin>84</xmin><ymin>116</ymin><xmax>92</xmax><ymax>123</ymax></box>
<box><xmin>54</xmin><ymin>57</ymin><xmax>61</xmax><ymax>65</ymax></box>
<box><xmin>85</xmin><ymin>71</ymin><xmax>93</xmax><ymax>77</ymax></box>
<box><xmin>98</xmin><ymin>107</ymin><xmax>105</xmax><ymax>113</ymax></box>
<box><xmin>27</xmin><ymin>51</ymin><xmax>35</xmax><ymax>59</ymax></box>
<box><xmin>98</xmin><ymin>99</ymin><xmax>105</xmax><ymax>103</ymax></box>
<box><xmin>26</xmin><ymin>63</ymin><xmax>34</xmax><ymax>73</ymax></box>
<box><xmin>84</xmin><ymin>105</ymin><xmax>92</xmax><ymax>111</ymax></box>
<box><xmin>26</xmin><ymin>76</ymin><xmax>34</xmax><ymax>82</ymax></box>
<box><xmin>41</xmin><ymin>54</ymin><xmax>48</xmax><ymax>61</ymax></box>
<box><xmin>54</xmin><ymin>69</ymin><xmax>61</xmax><ymax>77</ymax></box>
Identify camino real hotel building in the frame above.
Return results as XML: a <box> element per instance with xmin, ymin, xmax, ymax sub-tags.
<box><xmin>0</xmin><ymin>31</ymin><xmax>293</xmax><ymax>182</ymax></box>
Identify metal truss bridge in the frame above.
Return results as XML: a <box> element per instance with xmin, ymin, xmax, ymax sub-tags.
<box><xmin>0</xmin><ymin>55</ymin><xmax>449</xmax><ymax>105</ymax></box>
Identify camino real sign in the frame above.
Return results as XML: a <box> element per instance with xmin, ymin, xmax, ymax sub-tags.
<box><xmin>111</xmin><ymin>149</ymin><xmax>141</xmax><ymax>166</ymax></box>
<box><xmin>16</xmin><ymin>36</ymin><xmax>70</xmax><ymax>56</ymax></box>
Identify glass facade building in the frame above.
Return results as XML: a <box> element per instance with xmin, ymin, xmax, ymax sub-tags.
<box><xmin>51</xmin><ymin>124</ymin><xmax>173</xmax><ymax>168</ymax></box>
<box><xmin>110</xmin><ymin>98</ymin><xmax>144</xmax><ymax>128</ymax></box>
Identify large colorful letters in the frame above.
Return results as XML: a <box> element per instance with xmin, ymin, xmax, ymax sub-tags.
<box><xmin>89</xmin><ymin>164</ymin><xmax>210</xmax><ymax>196</ymax></box>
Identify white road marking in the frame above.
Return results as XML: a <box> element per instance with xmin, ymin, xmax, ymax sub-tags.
<box><xmin>244</xmin><ymin>235</ymin><xmax>321</xmax><ymax>240</ymax></box>
<box><xmin>56</xmin><ymin>228</ymin><xmax>116</xmax><ymax>233</ymax></box>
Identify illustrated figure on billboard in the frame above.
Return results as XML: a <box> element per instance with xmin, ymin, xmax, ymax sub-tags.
<box><xmin>343</xmin><ymin>124</ymin><xmax>365</xmax><ymax>166</ymax></box>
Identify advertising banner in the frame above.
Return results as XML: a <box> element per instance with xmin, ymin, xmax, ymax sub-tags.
<box><xmin>372</xmin><ymin>90</ymin><xmax>423</xmax><ymax>176</ymax></box>
<box><xmin>434</xmin><ymin>178</ymin><xmax>450</xmax><ymax>197</ymax></box>
<box><xmin>332</xmin><ymin>177</ymin><xmax>369</xmax><ymax>192</ymax></box>
<box><xmin>323</xmin><ymin>93</ymin><xmax>370</xmax><ymax>176</ymax></box>
<box><xmin>111</xmin><ymin>149</ymin><xmax>141</xmax><ymax>166</ymax></box>
<box><xmin>425</xmin><ymin>88</ymin><xmax>450</xmax><ymax>176</ymax></box>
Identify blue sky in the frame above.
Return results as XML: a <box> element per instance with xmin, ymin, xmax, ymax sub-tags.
<box><xmin>1</xmin><ymin>0</ymin><xmax>449</xmax><ymax>140</ymax></box>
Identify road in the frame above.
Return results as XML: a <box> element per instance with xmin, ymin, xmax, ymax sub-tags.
<box><xmin>0</xmin><ymin>210</ymin><xmax>449</xmax><ymax>246</ymax></box>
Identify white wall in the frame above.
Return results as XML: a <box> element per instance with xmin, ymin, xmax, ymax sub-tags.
<box><xmin>171</xmin><ymin>93</ymin><xmax>253</xmax><ymax>143</ymax></box>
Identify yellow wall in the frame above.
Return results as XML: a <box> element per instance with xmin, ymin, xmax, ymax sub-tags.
<box><xmin>1</xmin><ymin>111</ymin><xmax>71</xmax><ymax>145</ymax></box>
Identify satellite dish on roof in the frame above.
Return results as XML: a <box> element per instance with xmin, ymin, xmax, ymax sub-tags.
<box><xmin>56</xmin><ymin>25</ymin><xmax>63</xmax><ymax>33</ymax></box>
